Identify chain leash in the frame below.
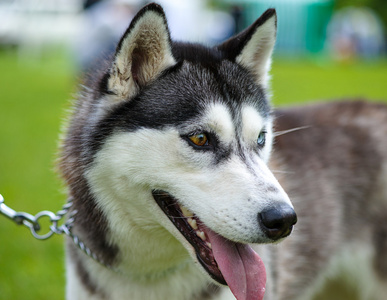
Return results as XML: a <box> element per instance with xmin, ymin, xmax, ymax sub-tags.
<box><xmin>0</xmin><ymin>194</ymin><xmax>111</xmax><ymax>269</ymax></box>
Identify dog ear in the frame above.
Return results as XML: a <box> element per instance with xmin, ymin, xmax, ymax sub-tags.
<box><xmin>217</xmin><ymin>9</ymin><xmax>277</xmax><ymax>88</ymax></box>
<box><xmin>103</xmin><ymin>3</ymin><xmax>176</xmax><ymax>100</ymax></box>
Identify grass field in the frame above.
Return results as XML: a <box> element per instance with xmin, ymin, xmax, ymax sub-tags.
<box><xmin>0</xmin><ymin>50</ymin><xmax>386</xmax><ymax>299</ymax></box>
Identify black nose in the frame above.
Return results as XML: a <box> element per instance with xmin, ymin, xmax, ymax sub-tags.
<box><xmin>258</xmin><ymin>204</ymin><xmax>297</xmax><ymax>240</ymax></box>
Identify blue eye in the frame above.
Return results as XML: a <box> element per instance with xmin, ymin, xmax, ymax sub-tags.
<box><xmin>257</xmin><ymin>131</ymin><xmax>266</xmax><ymax>147</ymax></box>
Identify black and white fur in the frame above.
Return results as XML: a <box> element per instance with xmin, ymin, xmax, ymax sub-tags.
<box><xmin>60</xmin><ymin>3</ymin><xmax>387</xmax><ymax>300</ymax></box>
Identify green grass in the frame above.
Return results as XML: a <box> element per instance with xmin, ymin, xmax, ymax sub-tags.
<box><xmin>0</xmin><ymin>50</ymin><xmax>74</xmax><ymax>299</ymax></box>
<box><xmin>271</xmin><ymin>57</ymin><xmax>387</xmax><ymax>106</ymax></box>
<box><xmin>0</xmin><ymin>50</ymin><xmax>386</xmax><ymax>299</ymax></box>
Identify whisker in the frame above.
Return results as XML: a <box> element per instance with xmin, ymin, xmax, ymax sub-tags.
<box><xmin>274</xmin><ymin>126</ymin><xmax>310</xmax><ymax>137</ymax></box>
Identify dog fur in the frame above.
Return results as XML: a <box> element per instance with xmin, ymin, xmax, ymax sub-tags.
<box><xmin>59</xmin><ymin>3</ymin><xmax>387</xmax><ymax>300</ymax></box>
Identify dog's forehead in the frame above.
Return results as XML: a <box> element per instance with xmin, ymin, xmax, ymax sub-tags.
<box><xmin>131</xmin><ymin>59</ymin><xmax>269</xmax><ymax>117</ymax></box>
<box><xmin>166</xmin><ymin>59</ymin><xmax>270</xmax><ymax>110</ymax></box>
<box><xmin>197</xmin><ymin>102</ymin><xmax>267</xmax><ymax>142</ymax></box>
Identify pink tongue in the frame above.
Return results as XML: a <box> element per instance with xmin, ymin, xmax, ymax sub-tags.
<box><xmin>206</xmin><ymin>229</ymin><xmax>266</xmax><ymax>300</ymax></box>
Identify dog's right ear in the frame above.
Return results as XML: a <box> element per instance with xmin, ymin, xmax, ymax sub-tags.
<box><xmin>101</xmin><ymin>3</ymin><xmax>176</xmax><ymax>102</ymax></box>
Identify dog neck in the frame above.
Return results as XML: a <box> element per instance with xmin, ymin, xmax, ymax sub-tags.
<box><xmin>66</xmin><ymin>235</ymin><xmax>223</xmax><ymax>300</ymax></box>
<box><xmin>66</xmin><ymin>194</ymin><xmax>224</xmax><ymax>300</ymax></box>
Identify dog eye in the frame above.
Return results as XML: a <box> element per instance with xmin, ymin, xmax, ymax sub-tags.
<box><xmin>188</xmin><ymin>133</ymin><xmax>209</xmax><ymax>147</ymax></box>
<box><xmin>257</xmin><ymin>131</ymin><xmax>266</xmax><ymax>147</ymax></box>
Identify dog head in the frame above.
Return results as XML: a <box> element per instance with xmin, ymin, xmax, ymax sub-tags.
<box><xmin>66</xmin><ymin>3</ymin><xmax>296</xmax><ymax>299</ymax></box>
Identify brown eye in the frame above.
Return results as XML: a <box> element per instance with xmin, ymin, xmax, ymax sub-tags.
<box><xmin>188</xmin><ymin>133</ymin><xmax>208</xmax><ymax>147</ymax></box>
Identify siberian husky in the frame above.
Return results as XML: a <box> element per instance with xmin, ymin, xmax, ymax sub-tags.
<box><xmin>59</xmin><ymin>3</ymin><xmax>387</xmax><ymax>300</ymax></box>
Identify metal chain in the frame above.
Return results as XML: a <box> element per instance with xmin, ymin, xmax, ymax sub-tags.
<box><xmin>0</xmin><ymin>193</ymin><xmax>74</xmax><ymax>240</ymax></box>
<box><xmin>0</xmin><ymin>194</ymin><xmax>112</xmax><ymax>270</ymax></box>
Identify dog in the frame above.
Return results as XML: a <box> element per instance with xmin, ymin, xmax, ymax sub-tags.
<box><xmin>59</xmin><ymin>3</ymin><xmax>387</xmax><ymax>300</ymax></box>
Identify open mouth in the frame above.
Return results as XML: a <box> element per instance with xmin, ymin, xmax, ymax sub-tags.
<box><xmin>152</xmin><ymin>190</ymin><xmax>267</xmax><ymax>300</ymax></box>
<box><xmin>152</xmin><ymin>190</ymin><xmax>226</xmax><ymax>284</ymax></box>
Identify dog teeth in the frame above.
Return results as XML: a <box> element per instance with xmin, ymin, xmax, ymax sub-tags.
<box><xmin>196</xmin><ymin>230</ymin><xmax>206</xmax><ymax>241</ymax></box>
<box><xmin>179</xmin><ymin>204</ymin><xmax>210</xmax><ymax>246</ymax></box>
<box><xmin>180</xmin><ymin>205</ymin><xmax>194</xmax><ymax>217</ymax></box>
<box><xmin>188</xmin><ymin>217</ymin><xmax>198</xmax><ymax>230</ymax></box>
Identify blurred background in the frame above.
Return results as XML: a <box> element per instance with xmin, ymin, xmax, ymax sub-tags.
<box><xmin>0</xmin><ymin>0</ymin><xmax>386</xmax><ymax>299</ymax></box>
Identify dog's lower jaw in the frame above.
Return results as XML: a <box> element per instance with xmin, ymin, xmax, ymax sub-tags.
<box><xmin>66</xmin><ymin>242</ymin><xmax>233</xmax><ymax>300</ymax></box>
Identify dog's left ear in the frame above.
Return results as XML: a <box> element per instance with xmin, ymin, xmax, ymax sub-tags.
<box><xmin>217</xmin><ymin>9</ymin><xmax>277</xmax><ymax>88</ymax></box>
<box><xmin>103</xmin><ymin>3</ymin><xmax>176</xmax><ymax>101</ymax></box>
